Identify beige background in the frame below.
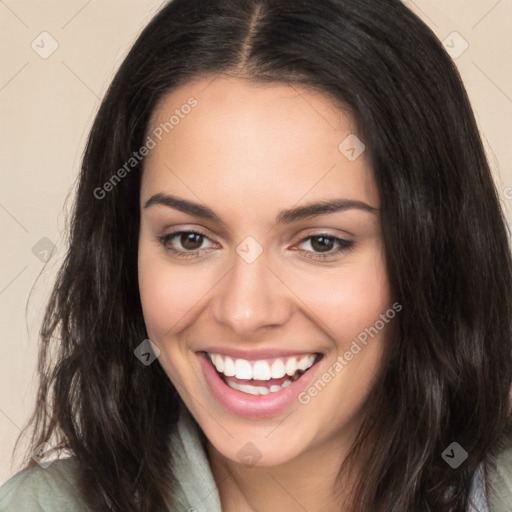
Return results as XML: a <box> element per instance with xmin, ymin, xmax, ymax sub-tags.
<box><xmin>0</xmin><ymin>0</ymin><xmax>511</xmax><ymax>484</ymax></box>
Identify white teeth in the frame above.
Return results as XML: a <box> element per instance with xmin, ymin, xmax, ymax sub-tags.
<box><xmin>297</xmin><ymin>354</ymin><xmax>315</xmax><ymax>371</ymax></box>
<box><xmin>285</xmin><ymin>357</ymin><xmax>297</xmax><ymax>376</ymax></box>
<box><xmin>207</xmin><ymin>352</ymin><xmax>317</xmax><ymax>381</ymax></box>
<box><xmin>238</xmin><ymin>383</ymin><xmax>258</xmax><ymax>395</ymax></box>
<box><xmin>252</xmin><ymin>360</ymin><xmax>271</xmax><ymax>380</ymax></box>
<box><xmin>223</xmin><ymin>357</ymin><xmax>235</xmax><ymax>377</ymax></box>
<box><xmin>234</xmin><ymin>359</ymin><xmax>252</xmax><ymax>379</ymax></box>
<box><xmin>270</xmin><ymin>359</ymin><xmax>286</xmax><ymax>379</ymax></box>
<box><xmin>226</xmin><ymin>379</ymin><xmax>293</xmax><ymax>395</ymax></box>
<box><xmin>211</xmin><ymin>354</ymin><xmax>224</xmax><ymax>373</ymax></box>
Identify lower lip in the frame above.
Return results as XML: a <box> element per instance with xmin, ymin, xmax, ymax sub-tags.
<box><xmin>197</xmin><ymin>352</ymin><xmax>322</xmax><ymax>419</ymax></box>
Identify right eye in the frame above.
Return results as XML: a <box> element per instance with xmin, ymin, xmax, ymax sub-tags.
<box><xmin>157</xmin><ymin>229</ymin><xmax>219</xmax><ymax>259</ymax></box>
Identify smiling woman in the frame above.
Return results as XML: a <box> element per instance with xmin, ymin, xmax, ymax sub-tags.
<box><xmin>1</xmin><ymin>0</ymin><xmax>512</xmax><ymax>511</ymax></box>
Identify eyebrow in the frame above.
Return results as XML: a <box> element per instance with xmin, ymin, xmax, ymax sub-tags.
<box><xmin>143</xmin><ymin>192</ymin><xmax>378</xmax><ymax>224</ymax></box>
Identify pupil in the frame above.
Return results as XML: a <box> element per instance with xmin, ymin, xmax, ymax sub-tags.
<box><xmin>311</xmin><ymin>236</ymin><xmax>333</xmax><ymax>252</ymax></box>
<box><xmin>181</xmin><ymin>233</ymin><xmax>203</xmax><ymax>250</ymax></box>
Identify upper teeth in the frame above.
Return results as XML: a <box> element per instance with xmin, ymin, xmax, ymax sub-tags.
<box><xmin>208</xmin><ymin>353</ymin><xmax>316</xmax><ymax>380</ymax></box>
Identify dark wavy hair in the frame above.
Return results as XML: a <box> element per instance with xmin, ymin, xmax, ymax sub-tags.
<box><xmin>15</xmin><ymin>0</ymin><xmax>512</xmax><ymax>510</ymax></box>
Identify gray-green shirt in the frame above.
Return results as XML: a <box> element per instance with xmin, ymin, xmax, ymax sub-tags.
<box><xmin>1</xmin><ymin>407</ymin><xmax>511</xmax><ymax>511</ymax></box>
<box><xmin>0</xmin><ymin>408</ymin><xmax>221</xmax><ymax>512</ymax></box>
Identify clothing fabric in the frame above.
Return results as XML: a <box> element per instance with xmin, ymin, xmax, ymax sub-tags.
<box><xmin>470</xmin><ymin>463</ymin><xmax>490</xmax><ymax>512</ymax></box>
<box><xmin>0</xmin><ymin>406</ymin><xmax>511</xmax><ymax>511</ymax></box>
<box><xmin>0</xmin><ymin>407</ymin><xmax>221</xmax><ymax>512</ymax></box>
<box><xmin>168</xmin><ymin>407</ymin><xmax>222</xmax><ymax>511</ymax></box>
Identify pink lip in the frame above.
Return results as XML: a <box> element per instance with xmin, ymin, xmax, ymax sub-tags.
<box><xmin>200</xmin><ymin>346</ymin><xmax>319</xmax><ymax>361</ymax></box>
<box><xmin>197</xmin><ymin>351</ymin><xmax>322</xmax><ymax>419</ymax></box>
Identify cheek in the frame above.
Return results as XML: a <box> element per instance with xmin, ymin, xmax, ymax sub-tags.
<box><xmin>289</xmin><ymin>251</ymin><xmax>391</xmax><ymax>344</ymax></box>
<box><xmin>138</xmin><ymin>246</ymin><xmax>212</xmax><ymax>337</ymax></box>
<box><xmin>292</xmin><ymin>255</ymin><xmax>392</xmax><ymax>434</ymax></box>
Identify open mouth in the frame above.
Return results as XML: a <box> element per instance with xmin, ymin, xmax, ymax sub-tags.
<box><xmin>204</xmin><ymin>351</ymin><xmax>322</xmax><ymax>396</ymax></box>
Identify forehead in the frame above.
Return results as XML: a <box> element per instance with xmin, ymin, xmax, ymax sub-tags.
<box><xmin>141</xmin><ymin>75</ymin><xmax>378</xmax><ymax>214</ymax></box>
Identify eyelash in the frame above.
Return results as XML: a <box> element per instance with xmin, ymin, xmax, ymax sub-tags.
<box><xmin>157</xmin><ymin>229</ymin><xmax>355</xmax><ymax>261</ymax></box>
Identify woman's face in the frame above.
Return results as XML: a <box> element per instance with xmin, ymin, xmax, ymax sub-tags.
<box><xmin>138</xmin><ymin>75</ymin><xmax>394</xmax><ymax>467</ymax></box>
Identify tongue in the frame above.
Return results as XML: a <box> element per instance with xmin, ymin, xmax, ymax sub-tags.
<box><xmin>222</xmin><ymin>371</ymin><xmax>300</xmax><ymax>387</ymax></box>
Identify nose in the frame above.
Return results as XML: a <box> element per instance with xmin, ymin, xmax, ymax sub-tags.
<box><xmin>211</xmin><ymin>249</ymin><xmax>293</xmax><ymax>337</ymax></box>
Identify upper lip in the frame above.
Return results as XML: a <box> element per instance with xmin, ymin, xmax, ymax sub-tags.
<box><xmin>198</xmin><ymin>346</ymin><xmax>322</xmax><ymax>361</ymax></box>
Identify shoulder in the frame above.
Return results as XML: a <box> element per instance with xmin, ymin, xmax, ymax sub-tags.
<box><xmin>486</xmin><ymin>431</ymin><xmax>512</xmax><ymax>512</ymax></box>
<box><xmin>0</xmin><ymin>457</ymin><xmax>90</xmax><ymax>512</ymax></box>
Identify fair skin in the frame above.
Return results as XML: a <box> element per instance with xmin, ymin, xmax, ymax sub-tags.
<box><xmin>138</xmin><ymin>74</ymin><xmax>393</xmax><ymax>511</ymax></box>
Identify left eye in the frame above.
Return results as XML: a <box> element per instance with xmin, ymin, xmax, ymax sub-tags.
<box><xmin>295</xmin><ymin>234</ymin><xmax>355</xmax><ymax>256</ymax></box>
